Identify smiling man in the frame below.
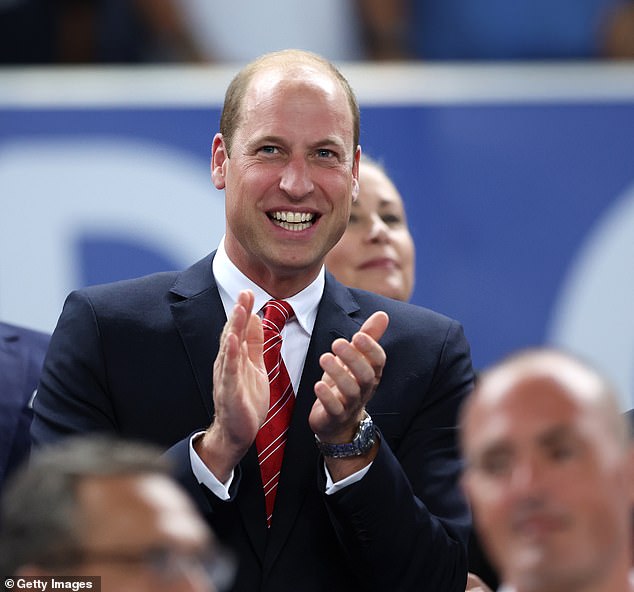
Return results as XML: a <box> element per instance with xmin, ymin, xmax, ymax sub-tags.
<box><xmin>461</xmin><ymin>348</ymin><xmax>634</xmax><ymax>592</ymax></box>
<box><xmin>32</xmin><ymin>50</ymin><xmax>474</xmax><ymax>592</ymax></box>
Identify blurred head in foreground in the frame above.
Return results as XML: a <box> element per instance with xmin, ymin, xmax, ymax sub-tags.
<box><xmin>460</xmin><ymin>348</ymin><xmax>634</xmax><ymax>592</ymax></box>
<box><xmin>0</xmin><ymin>436</ymin><xmax>234</xmax><ymax>592</ymax></box>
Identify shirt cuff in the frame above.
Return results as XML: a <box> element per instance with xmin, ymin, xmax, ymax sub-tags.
<box><xmin>189</xmin><ymin>431</ymin><xmax>234</xmax><ymax>500</ymax></box>
<box><xmin>324</xmin><ymin>461</ymin><xmax>373</xmax><ymax>495</ymax></box>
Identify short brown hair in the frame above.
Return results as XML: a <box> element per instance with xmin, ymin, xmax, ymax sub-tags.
<box><xmin>219</xmin><ymin>49</ymin><xmax>360</xmax><ymax>158</ymax></box>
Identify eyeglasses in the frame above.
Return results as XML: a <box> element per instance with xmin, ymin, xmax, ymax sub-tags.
<box><xmin>44</xmin><ymin>545</ymin><xmax>237</xmax><ymax>591</ymax></box>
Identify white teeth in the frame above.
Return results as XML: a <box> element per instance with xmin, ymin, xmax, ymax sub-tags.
<box><xmin>277</xmin><ymin>221</ymin><xmax>312</xmax><ymax>231</ymax></box>
<box><xmin>269</xmin><ymin>211</ymin><xmax>315</xmax><ymax>231</ymax></box>
<box><xmin>271</xmin><ymin>212</ymin><xmax>315</xmax><ymax>224</ymax></box>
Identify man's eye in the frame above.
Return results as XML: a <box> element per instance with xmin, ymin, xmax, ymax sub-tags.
<box><xmin>549</xmin><ymin>444</ymin><xmax>577</xmax><ymax>462</ymax></box>
<box><xmin>260</xmin><ymin>146</ymin><xmax>279</xmax><ymax>154</ymax></box>
<box><xmin>478</xmin><ymin>454</ymin><xmax>512</xmax><ymax>477</ymax></box>
<box><xmin>316</xmin><ymin>149</ymin><xmax>334</xmax><ymax>158</ymax></box>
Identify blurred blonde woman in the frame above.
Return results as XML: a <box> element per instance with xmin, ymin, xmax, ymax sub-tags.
<box><xmin>325</xmin><ymin>156</ymin><xmax>415</xmax><ymax>302</ymax></box>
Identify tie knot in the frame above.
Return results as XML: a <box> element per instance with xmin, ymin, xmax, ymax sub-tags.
<box><xmin>262</xmin><ymin>299</ymin><xmax>294</xmax><ymax>333</ymax></box>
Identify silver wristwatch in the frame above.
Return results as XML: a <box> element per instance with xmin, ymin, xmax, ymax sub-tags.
<box><xmin>314</xmin><ymin>411</ymin><xmax>376</xmax><ymax>458</ymax></box>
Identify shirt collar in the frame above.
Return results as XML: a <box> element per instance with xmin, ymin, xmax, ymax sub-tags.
<box><xmin>212</xmin><ymin>237</ymin><xmax>324</xmax><ymax>336</ymax></box>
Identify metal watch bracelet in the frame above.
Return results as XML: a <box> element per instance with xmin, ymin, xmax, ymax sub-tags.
<box><xmin>314</xmin><ymin>411</ymin><xmax>376</xmax><ymax>458</ymax></box>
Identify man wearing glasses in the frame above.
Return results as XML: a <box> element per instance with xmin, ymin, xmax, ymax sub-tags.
<box><xmin>0</xmin><ymin>436</ymin><xmax>235</xmax><ymax>592</ymax></box>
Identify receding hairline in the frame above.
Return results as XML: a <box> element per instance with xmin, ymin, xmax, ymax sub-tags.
<box><xmin>245</xmin><ymin>49</ymin><xmax>352</xmax><ymax>82</ymax></box>
<box><xmin>460</xmin><ymin>348</ymin><xmax>627</xmax><ymax>450</ymax></box>
<box><xmin>245</xmin><ymin>50</ymin><xmax>357</xmax><ymax>125</ymax></box>
<box><xmin>220</xmin><ymin>49</ymin><xmax>360</xmax><ymax>156</ymax></box>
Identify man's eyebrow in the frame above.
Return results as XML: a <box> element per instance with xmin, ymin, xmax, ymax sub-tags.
<box><xmin>308</xmin><ymin>136</ymin><xmax>347</xmax><ymax>150</ymax></box>
<box><xmin>245</xmin><ymin>135</ymin><xmax>346</xmax><ymax>151</ymax></box>
<box><xmin>468</xmin><ymin>440</ymin><xmax>513</xmax><ymax>466</ymax></box>
<box><xmin>246</xmin><ymin>134</ymin><xmax>285</xmax><ymax>147</ymax></box>
<box><xmin>538</xmin><ymin>424</ymin><xmax>578</xmax><ymax>447</ymax></box>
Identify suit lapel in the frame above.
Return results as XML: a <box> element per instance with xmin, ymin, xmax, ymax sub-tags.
<box><xmin>169</xmin><ymin>253</ymin><xmax>268</xmax><ymax>561</ymax></box>
<box><xmin>169</xmin><ymin>254</ymin><xmax>225</xmax><ymax>420</ymax></box>
<box><xmin>263</xmin><ymin>274</ymin><xmax>362</xmax><ymax>567</ymax></box>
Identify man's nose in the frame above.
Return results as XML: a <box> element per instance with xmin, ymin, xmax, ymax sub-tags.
<box><xmin>509</xmin><ymin>457</ymin><xmax>545</xmax><ymax>496</ymax></box>
<box><xmin>279</xmin><ymin>158</ymin><xmax>314</xmax><ymax>199</ymax></box>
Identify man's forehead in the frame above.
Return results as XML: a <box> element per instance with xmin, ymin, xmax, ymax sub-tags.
<box><xmin>78</xmin><ymin>474</ymin><xmax>209</xmax><ymax>543</ymax></box>
<box><xmin>234</xmin><ymin>80</ymin><xmax>355</xmax><ymax>158</ymax></box>
<box><xmin>475</xmin><ymin>417</ymin><xmax>582</xmax><ymax>453</ymax></box>
<box><xmin>465</xmin><ymin>380</ymin><xmax>585</xmax><ymax>441</ymax></box>
<box><xmin>474</xmin><ymin>351</ymin><xmax>605</xmax><ymax>408</ymax></box>
<box><xmin>245</xmin><ymin>64</ymin><xmax>347</xmax><ymax>112</ymax></box>
<box><xmin>253</xmin><ymin>58</ymin><xmax>335</xmax><ymax>84</ymax></box>
<box><xmin>474</xmin><ymin>375</ymin><xmax>574</xmax><ymax>414</ymax></box>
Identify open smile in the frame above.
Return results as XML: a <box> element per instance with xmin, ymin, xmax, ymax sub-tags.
<box><xmin>269</xmin><ymin>211</ymin><xmax>317</xmax><ymax>231</ymax></box>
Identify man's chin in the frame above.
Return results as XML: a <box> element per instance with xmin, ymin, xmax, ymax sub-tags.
<box><xmin>508</xmin><ymin>543</ymin><xmax>566</xmax><ymax>586</ymax></box>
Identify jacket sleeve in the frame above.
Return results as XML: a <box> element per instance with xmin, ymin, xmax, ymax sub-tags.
<box><xmin>31</xmin><ymin>290</ymin><xmax>119</xmax><ymax>446</ymax></box>
<box><xmin>320</xmin><ymin>318</ymin><xmax>474</xmax><ymax>592</ymax></box>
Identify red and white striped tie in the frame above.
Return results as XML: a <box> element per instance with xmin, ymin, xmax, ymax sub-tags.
<box><xmin>255</xmin><ymin>299</ymin><xmax>296</xmax><ymax>528</ymax></box>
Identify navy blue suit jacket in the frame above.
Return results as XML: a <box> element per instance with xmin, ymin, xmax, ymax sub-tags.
<box><xmin>32</xmin><ymin>253</ymin><xmax>474</xmax><ymax>592</ymax></box>
<box><xmin>0</xmin><ymin>322</ymin><xmax>49</xmax><ymax>488</ymax></box>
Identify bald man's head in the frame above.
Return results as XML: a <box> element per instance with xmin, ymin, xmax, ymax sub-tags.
<box><xmin>461</xmin><ymin>349</ymin><xmax>628</xmax><ymax>454</ymax></box>
<box><xmin>461</xmin><ymin>349</ymin><xmax>634</xmax><ymax>592</ymax></box>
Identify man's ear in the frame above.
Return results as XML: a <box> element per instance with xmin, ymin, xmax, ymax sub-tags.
<box><xmin>211</xmin><ymin>133</ymin><xmax>228</xmax><ymax>190</ymax></box>
<box><xmin>352</xmin><ymin>146</ymin><xmax>361</xmax><ymax>202</ymax></box>
<box><xmin>625</xmin><ymin>443</ymin><xmax>634</xmax><ymax>504</ymax></box>
<box><xmin>352</xmin><ymin>178</ymin><xmax>359</xmax><ymax>202</ymax></box>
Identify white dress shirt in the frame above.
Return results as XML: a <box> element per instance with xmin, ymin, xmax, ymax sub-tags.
<box><xmin>190</xmin><ymin>238</ymin><xmax>371</xmax><ymax>499</ymax></box>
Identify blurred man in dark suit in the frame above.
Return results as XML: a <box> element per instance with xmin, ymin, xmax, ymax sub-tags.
<box><xmin>0</xmin><ymin>321</ymin><xmax>49</xmax><ymax>488</ymax></box>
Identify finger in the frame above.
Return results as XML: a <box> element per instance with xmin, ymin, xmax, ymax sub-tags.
<box><xmin>319</xmin><ymin>349</ymin><xmax>363</xmax><ymax>400</ymax></box>
<box><xmin>314</xmin><ymin>378</ymin><xmax>346</xmax><ymax>417</ymax></box>
<box><xmin>216</xmin><ymin>291</ymin><xmax>253</xmax><ymax>377</ymax></box>
<box><xmin>236</xmin><ymin>289</ymin><xmax>255</xmax><ymax>316</ymax></box>
<box><xmin>349</xmin><ymin>331</ymin><xmax>386</xmax><ymax>381</ymax></box>
<box><xmin>218</xmin><ymin>303</ymin><xmax>242</xmax><ymax>362</ymax></box>
<box><xmin>232</xmin><ymin>290</ymin><xmax>254</xmax><ymax>343</ymax></box>
<box><xmin>320</xmin><ymin>370</ymin><xmax>336</xmax><ymax>389</ymax></box>
<box><xmin>358</xmin><ymin>310</ymin><xmax>389</xmax><ymax>342</ymax></box>
<box><xmin>245</xmin><ymin>309</ymin><xmax>264</xmax><ymax>368</ymax></box>
<box><xmin>214</xmin><ymin>329</ymin><xmax>241</xmax><ymax>392</ymax></box>
<box><xmin>225</xmin><ymin>303</ymin><xmax>246</xmax><ymax>351</ymax></box>
<box><xmin>221</xmin><ymin>332</ymin><xmax>241</xmax><ymax>378</ymax></box>
<box><xmin>349</xmin><ymin>311</ymin><xmax>388</xmax><ymax>375</ymax></box>
<box><xmin>330</xmin><ymin>339</ymin><xmax>376</xmax><ymax>389</ymax></box>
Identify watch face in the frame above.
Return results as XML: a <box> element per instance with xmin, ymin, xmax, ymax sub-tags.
<box><xmin>355</xmin><ymin>417</ymin><xmax>376</xmax><ymax>453</ymax></box>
